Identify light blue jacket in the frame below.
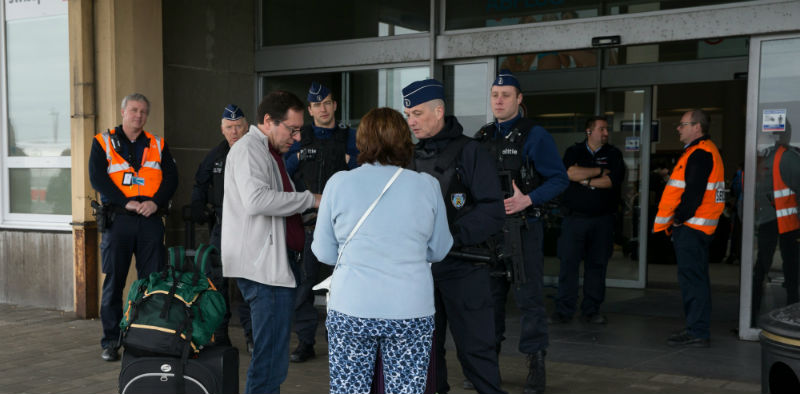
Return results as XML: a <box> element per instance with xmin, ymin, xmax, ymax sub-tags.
<box><xmin>311</xmin><ymin>163</ymin><xmax>453</xmax><ymax>319</ymax></box>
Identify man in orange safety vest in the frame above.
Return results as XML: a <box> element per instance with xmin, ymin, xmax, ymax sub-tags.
<box><xmin>653</xmin><ymin>109</ymin><xmax>725</xmax><ymax>348</ymax></box>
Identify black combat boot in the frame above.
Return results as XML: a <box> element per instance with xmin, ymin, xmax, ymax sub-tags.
<box><xmin>524</xmin><ymin>350</ymin><xmax>546</xmax><ymax>394</ymax></box>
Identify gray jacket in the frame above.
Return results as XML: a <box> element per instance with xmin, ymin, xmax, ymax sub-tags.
<box><xmin>221</xmin><ymin>124</ymin><xmax>316</xmax><ymax>287</ymax></box>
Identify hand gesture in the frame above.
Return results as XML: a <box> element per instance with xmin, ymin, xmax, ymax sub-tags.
<box><xmin>503</xmin><ymin>180</ymin><xmax>532</xmax><ymax>215</ymax></box>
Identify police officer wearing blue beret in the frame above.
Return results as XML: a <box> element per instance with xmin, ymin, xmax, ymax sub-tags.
<box><xmin>284</xmin><ymin>82</ymin><xmax>359</xmax><ymax>363</ymax></box>
<box><xmin>190</xmin><ymin>104</ymin><xmax>253</xmax><ymax>351</ymax></box>
<box><xmin>474</xmin><ymin>70</ymin><xmax>569</xmax><ymax>394</ymax></box>
<box><xmin>403</xmin><ymin>79</ymin><xmax>507</xmax><ymax>394</ymax></box>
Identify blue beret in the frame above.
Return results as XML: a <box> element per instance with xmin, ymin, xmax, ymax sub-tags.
<box><xmin>402</xmin><ymin>79</ymin><xmax>444</xmax><ymax>108</ymax></box>
<box><xmin>492</xmin><ymin>69</ymin><xmax>521</xmax><ymax>90</ymax></box>
<box><xmin>308</xmin><ymin>82</ymin><xmax>331</xmax><ymax>103</ymax></box>
<box><xmin>222</xmin><ymin>104</ymin><xmax>244</xmax><ymax>121</ymax></box>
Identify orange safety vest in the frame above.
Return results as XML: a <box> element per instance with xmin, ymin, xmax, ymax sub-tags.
<box><xmin>653</xmin><ymin>138</ymin><xmax>725</xmax><ymax>235</ymax></box>
<box><xmin>773</xmin><ymin>145</ymin><xmax>800</xmax><ymax>234</ymax></box>
<box><xmin>94</xmin><ymin>128</ymin><xmax>164</xmax><ymax>198</ymax></box>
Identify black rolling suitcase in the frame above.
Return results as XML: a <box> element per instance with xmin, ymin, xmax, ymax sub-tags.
<box><xmin>119</xmin><ymin>345</ymin><xmax>238</xmax><ymax>394</ymax></box>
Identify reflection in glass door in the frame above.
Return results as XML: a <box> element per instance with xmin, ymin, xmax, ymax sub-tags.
<box><xmin>602</xmin><ymin>88</ymin><xmax>651</xmax><ymax>287</ymax></box>
<box><xmin>443</xmin><ymin>59</ymin><xmax>495</xmax><ymax>135</ymax></box>
<box><xmin>742</xmin><ymin>34</ymin><xmax>800</xmax><ymax>339</ymax></box>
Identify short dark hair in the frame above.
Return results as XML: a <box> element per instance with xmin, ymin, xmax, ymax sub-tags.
<box><xmin>687</xmin><ymin>109</ymin><xmax>710</xmax><ymax>134</ymax></box>
<box><xmin>356</xmin><ymin>107</ymin><xmax>414</xmax><ymax>167</ymax></box>
<box><xmin>257</xmin><ymin>90</ymin><xmax>304</xmax><ymax>125</ymax></box>
<box><xmin>585</xmin><ymin>116</ymin><xmax>607</xmax><ymax>131</ymax></box>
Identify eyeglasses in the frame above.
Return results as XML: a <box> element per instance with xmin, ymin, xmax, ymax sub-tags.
<box><xmin>677</xmin><ymin>121</ymin><xmax>698</xmax><ymax>128</ymax></box>
<box><xmin>280</xmin><ymin>121</ymin><xmax>302</xmax><ymax>136</ymax></box>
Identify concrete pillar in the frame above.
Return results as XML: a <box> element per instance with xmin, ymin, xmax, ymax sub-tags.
<box><xmin>69</xmin><ymin>0</ymin><xmax>164</xmax><ymax>318</ymax></box>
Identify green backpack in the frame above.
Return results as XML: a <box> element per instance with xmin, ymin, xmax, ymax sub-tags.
<box><xmin>119</xmin><ymin>244</ymin><xmax>226</xmax><ymax>358</ymax></box>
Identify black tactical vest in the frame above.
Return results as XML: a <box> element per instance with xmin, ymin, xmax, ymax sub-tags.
<box><xmin>475</xmin><ymin>117</ymin><xmax>541</xmax><ymax>198</ymax></box>
<box><xmin>292</xmin><ymin>124</ymin><xmax>350</xmax><ymax>193</ymax></box>
<box><xmin>208</xmin><ymin>142</ymin><xmax>230</xmax><ymax>217</ymax></box>
<box><xmin>210</xmin><ymin>158</ymin><xmax>226</xmax><ymax>208</ymax></box>
<box><xmin>412</xmin><ymin>135</ymin><xmax>474</xmax><ymax>228</ymax></box>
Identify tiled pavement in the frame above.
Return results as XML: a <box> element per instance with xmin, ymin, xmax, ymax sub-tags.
<box><xmin>0</xmin><ymin>287</ymin><xmax>763</xmax><ymax>394</ymax></box>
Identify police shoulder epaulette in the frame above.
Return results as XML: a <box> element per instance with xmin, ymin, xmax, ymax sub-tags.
<box><xmin>476</xmin><ymin>122</ymin><xmax>495</xmax><ymax>138</ymax></box>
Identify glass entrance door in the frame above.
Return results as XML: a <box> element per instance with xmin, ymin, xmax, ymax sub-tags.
<box><xmin>741</xmin><ymin>34</ymin><xmax>800</xmax><ymax>340</ymax></box>
<box><xmin>527</xmin><ymin>87</ymin><xmax>651</xmax><ymax>288</ymax></box>
<box><xmin>602</xmin><ymin>87</ymin><xmax>652</xmax><ymax>288</ymax></box>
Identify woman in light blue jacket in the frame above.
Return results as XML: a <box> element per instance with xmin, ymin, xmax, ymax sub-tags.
<box><xmin>312</xmin><ymin>107</ymin><xmax>453</xmax><ymax>394</ymax></box>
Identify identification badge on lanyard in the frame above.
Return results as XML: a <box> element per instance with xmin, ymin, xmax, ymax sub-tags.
<box><xmin>132</xmin><ymin>176</ymin><xmax>145</xmax><ymax>186</ymax></box>
<box><xmin>122</xmin><ymin>173</ymin><xmax>133</xmax><ymax>186</ymax></box>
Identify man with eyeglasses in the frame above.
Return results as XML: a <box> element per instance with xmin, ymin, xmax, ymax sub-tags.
<box><xmin>221</xmin><ymin>90</ymin><xmax>321</xmax><ymax>394</ymax></box>
<box><xmin>284</xmin><ymin>82</ymin><xmax>359</xmax><ymax>363</ymax></box>
<box><xmin>653</xmin><ymin>109</ymin><xmax>725</xmax><ymax>348</ymax></box>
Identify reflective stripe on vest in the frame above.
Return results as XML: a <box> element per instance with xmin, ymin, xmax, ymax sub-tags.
<box><xmin>665</xmin><ymin>179</ymin><xmax>724</xmax><ymax>190</ymax></box>
<box><xmin>652</xmin><ymin>138</ymin><xmax>725</xmax><ymax>235</ymax></box>
<box><xmin>773</xmin><ymin>146</ymin><xmax>800</xmax><ymax>234</ymax></box>
<box><xmin>94</xmin><ymin>129</ymin><xmax>164</xmax><ymax>198</ymax></box>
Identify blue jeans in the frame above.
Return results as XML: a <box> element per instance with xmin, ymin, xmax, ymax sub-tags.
<box><xmin>672</xmin><ymin>225</ymin><xmax>712</xmax><ymax>339</ymax></box>
<box><xmin>237</xmin><ymin>278</ymin><xmax>296</xmax><ymax>394</ymax></box>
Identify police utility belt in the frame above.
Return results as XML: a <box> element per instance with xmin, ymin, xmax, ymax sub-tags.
<box><xmin>91</xmin><ymin>199</ymin><xmax>167</xmax><ymax>232</ymax></box>
<box><xmin>447</xmin><ymin>213</ymin><xmax>529</xmax><ymax>285</ymax></box>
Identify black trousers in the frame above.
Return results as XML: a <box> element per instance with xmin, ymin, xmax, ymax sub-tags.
<box><xmin>672</xmin><ymin>225</ymin><xmax>712</xmax><ymax>339</ymax></box>
<box><xmin>100</xmin><ymin>213</ymin><xmax>165</xmax><ymax>349</ymax></box>
<box><xmin>752</xmin><ymin>220</ymin><xmax>800</xmax><ymax>323</ymax></box>
<box><xmin>210</xmin><ymin>223</ymin><xmax>253</xmax><ymax>343</ymax></box>
<box><xmin>434</xmin><ymin>263</ymin><xmax>505</xmax><ymax>394</ymax></box>
<box><xmin>555</xmin><ymin>214</ymin><xmax>614</xmax><ymax>318</ymax></box>
<box><xmin>491</xmin><ymin>220</ymin><xmax>548</xmax><ymax>354</ymax></box>
<box><xmin>293</xmin><ymin>230</ymin><xmax>321</xmax><ymax>346</ymax></box>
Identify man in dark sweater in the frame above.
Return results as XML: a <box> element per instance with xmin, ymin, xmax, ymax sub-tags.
<box><xmin>552</xmin><ymin>116</ymin><xmax>625</xmax><ymax>325</ymax></box>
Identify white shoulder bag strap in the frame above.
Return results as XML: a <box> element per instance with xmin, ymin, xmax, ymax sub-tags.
<box><xmin>336</xmin><ymin>166</ymin><xmax>403</xmax><ymax>265</ymax></box>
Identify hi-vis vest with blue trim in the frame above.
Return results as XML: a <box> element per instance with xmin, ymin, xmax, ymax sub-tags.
<box><xmin>95</xmin><ymin>128</ymin><xmax>164</xmax><ymax>198</ymax></box>
<box><xmin>653</xmin><ymin>139</ymin><xmax>725</xmax><ymax>235</ymax></box>
<box><xmin>773</xmin><ymin>145</ymin><xmax>800</xmax><ymax>234</ymax></box>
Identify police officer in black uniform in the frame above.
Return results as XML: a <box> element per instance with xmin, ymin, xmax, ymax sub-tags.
<box><xmin>284</xmin><ymin>82</ymin><xmax>359</xmax><ymax>363</ymax></box>
<box><xmin>191</xmin><ymin>104</ymin><xmax>253</xmax><ymax>350</ymax></box>
<box><xmin>403</xmin><ymin>78</ymin><xmax>506</xmax><ymax>394</ymax></box>
<box><xmin>474</xmin><ymin>70</ymin><xmax>568</xmax><ymax>394</ymax></box>
<box><xmin>553</xmin><ymin>116</ymin><xmax>625</xmax><ymax>325</ymax></box>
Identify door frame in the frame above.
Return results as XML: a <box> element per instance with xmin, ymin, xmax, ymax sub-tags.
<box><xmin>740</xmin><ymin>32</ymin><xmax>800</xmax><ymax>341</ymax></box>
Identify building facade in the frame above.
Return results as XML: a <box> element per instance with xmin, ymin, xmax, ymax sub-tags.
<box><xmin>0</xmin><ymin>0</ymin><xmax>797</xmax><ymax>341</ymax></box>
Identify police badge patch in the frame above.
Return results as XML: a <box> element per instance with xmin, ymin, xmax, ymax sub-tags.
<box><xmin>451</xmin><ymin>193</ymin><xmax>466</xmax><ymax>209</ymax></box>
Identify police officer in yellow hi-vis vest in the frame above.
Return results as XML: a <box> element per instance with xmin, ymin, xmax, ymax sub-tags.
<box><xmin>89</xmin><ymin>93</ymin><xmax>178</xmax><ymax>362</ymax></box>
<box><xmin>653</xmin><ymin>109</ymin><xmax>724</xmax><ymax>348</ymax></box>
